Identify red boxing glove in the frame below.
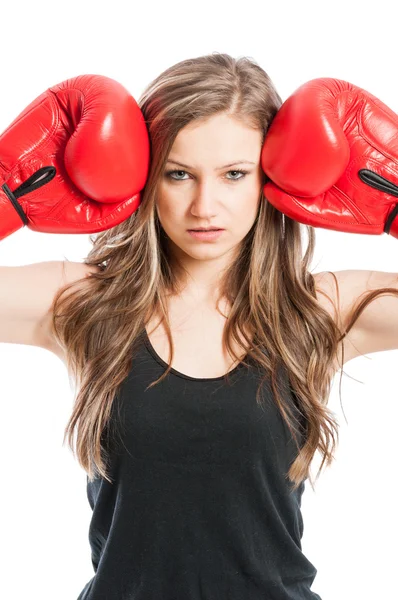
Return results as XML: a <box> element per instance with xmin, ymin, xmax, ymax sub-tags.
<box><xmin>260</xmin><ymin>78</ymin><xmax>398</xmax><ymax>239</ymax></box>
<box><xmin>0</xmin><ymin>74</ymin><xmax>150</xmax><ymax>240</ymax></box>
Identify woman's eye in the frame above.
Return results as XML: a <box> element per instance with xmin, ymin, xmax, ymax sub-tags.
<box><xmin>164</xmin><ymin>169</ymin><xmax>248</xmax><ymax>182</ymax></box>
<box><xmin>165</xmin><ymin>170</ymin><xmax>189</xmax><ymax>181</ymax></box>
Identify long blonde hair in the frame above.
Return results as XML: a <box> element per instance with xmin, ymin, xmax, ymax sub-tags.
<box><xmin>51</xmin><ymin>52</ymin><xmax>397</xmax><ymax>491</ymax></box>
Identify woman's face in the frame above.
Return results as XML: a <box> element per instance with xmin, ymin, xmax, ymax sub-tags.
<box><xmin>156</xmin><ymin>113</ymin><xmax>264</xmax><ymax>271</ymax></box>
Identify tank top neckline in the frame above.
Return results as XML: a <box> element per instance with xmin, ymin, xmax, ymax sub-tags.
<box><xmin>143</xmin><ymin>327</ymin><xmax>244</xmax><ymax>382</ymax></box>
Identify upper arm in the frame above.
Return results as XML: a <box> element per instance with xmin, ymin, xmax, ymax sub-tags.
<box><xmin>314</xmin><ymin>269</ymin><xmax>398</xmax><ymax>363</ymax></box>
<box><xmin>0</xmin><ymin>260</ymin><xmax>99</xmax><ymax>352</ymax></box>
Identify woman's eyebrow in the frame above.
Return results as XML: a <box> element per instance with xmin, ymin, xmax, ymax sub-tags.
<box><xmin>166</xmin><ymin>159</ymin><xmax>256</xmax><ymax>170</ymax></box>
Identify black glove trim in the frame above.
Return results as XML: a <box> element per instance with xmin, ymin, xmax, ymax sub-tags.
<box><xmin>1</xmin><ymin>166</ymin><xmax>56</xmax><ymax>227</ymax></box>
<box><xmin>358</xmin><ymin>168</ymin><xmax>398</xmax><ymax>234</ymax></box>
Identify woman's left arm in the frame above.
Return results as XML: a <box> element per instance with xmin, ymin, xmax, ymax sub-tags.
<box><xmin>261</xmin><ymin>77</ymin><xmax>398</xmax><ymax>354</ymax></box>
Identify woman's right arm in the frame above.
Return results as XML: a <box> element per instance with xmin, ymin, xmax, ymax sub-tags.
<box><xmin>0</xmin><ymin>74</ymin><xmax>144</xmax><ymax>357</ymax></box>
<box><xmin>0</xmin><ymin>260</ymin><xmax>97</xmax><ymax>356</ymax></box>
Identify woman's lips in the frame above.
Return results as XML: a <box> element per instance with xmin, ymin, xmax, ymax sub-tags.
<box><xmin>187</xmin><ymin>229</ymin><xmax>224</xmax><ymax>240</ymax></box>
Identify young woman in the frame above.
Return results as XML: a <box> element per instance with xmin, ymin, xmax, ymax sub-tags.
<box><xmin>1</xmin><ymin>53</ymin><xmax>397</xmax><ymax>600</ymax></box>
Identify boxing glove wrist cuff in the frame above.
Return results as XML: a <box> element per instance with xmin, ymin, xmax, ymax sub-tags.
<box><xmin>0</xmin><ymin>166</ymin><xmax>56</xmax><ymax>241</ymax></box>
<box><xmin>0</xmin><ymin>185</ymin><xmax>26</xmax><ymax>239</ymax></box>
<box><xmin>358</xmin><ymin>169</ymin><xmax>398</xmax><ymax>237</ymax></box>
<box><xmin>2</xmin><ymin>183</ymin><xmax>28</xmax><ymax>224</ymax></box>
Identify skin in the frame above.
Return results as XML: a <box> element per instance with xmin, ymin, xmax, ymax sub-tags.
<box><xmin>156</xmin><ymin>112</ymin><xmax>264</xmax><ymax>307</ymax></box>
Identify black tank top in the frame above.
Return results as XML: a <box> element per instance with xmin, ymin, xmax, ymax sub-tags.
<box><xmin>77</xmin><ymin>329</ymin><xmax>322</xmax><ymax>600</ymax></box>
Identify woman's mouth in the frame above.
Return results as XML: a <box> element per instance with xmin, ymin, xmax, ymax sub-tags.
<box><xmin>187</xmin><ymin>229</ymin><xmax>224</xmax><ymax>240</ymax></box>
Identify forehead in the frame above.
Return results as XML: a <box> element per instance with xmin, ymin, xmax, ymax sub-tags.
<box><xmin>169</xmin><ymin>114</ymin><xmax>262</xmax><ymax>165</ymax></box>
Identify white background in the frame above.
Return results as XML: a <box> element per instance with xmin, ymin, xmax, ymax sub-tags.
<box><xmin>0</xmin><ymin>1</ymin><xmax>396</xmax><ymax>598</ymax></box>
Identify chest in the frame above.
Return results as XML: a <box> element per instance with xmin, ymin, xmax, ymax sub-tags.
<box><xmin>146</xmin><ymin>301</ymin><xmax>248</xmax><ymax>379</ymax></box>
<box><xmin>145</xmin><ymin>274</ymin><xmax>354</xmax><ymax>381</ymax></box>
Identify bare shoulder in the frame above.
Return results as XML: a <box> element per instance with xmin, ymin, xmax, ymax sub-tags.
<box><xmin>43</xmin><ymin>260</ymin><xmax>101</xmax><ymax>363</ymax></box>
<box><xmin>312</xmin><ymin>270</ymin><xmax>371</xmax><ymax>368</ymax></box>
<box><xmin>48</xmin><ymin>260</ymin><xmax>101</xmax><ymax>302</ymax></box>
<box><xmin>60</xmin><ymin>260</ymin><xmax>101</xmax><ymax>283</ymax></box>
<box><xmin>312</xmin><ymin>270</ymin><xmax>356</xmax><ymax>329</ymax></box>
<box><xmin>0</xmin><ymin>260</ymin><xmax>101</xmax><ymax>368</ymax></box>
